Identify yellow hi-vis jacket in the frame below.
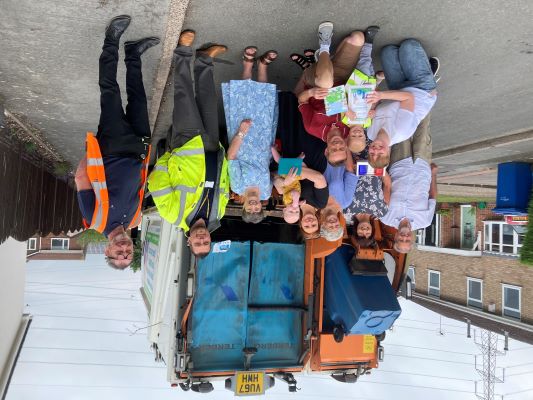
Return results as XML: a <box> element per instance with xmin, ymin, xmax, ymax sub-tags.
<box><xmin>83</xmin><ymin>132</ymin><xmax>149</xmax><ymax>233</ymax></box>
<box><xmin>147</xmin><ymin>135</ymin><xmax>229</xmax><ymax>232</ymax></box>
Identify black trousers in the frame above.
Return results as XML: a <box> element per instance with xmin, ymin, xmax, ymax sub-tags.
<box><xmin>96</xmin><ymin>38</ymin><xmax>150</xmax><ymax>159</ymax></box>
<box><xmin>167</xmin><ymin>46</ymin><xmax>220</xmax><ymax>152</ymax></box>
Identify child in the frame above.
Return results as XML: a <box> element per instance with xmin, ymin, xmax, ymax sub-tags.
<box><xmin>282</xmin><ymin>180</ymin><xmax>301</xmax><ymax>224</ymax></box>
<box><xmin>343</xmin><ymin>29</ymin><xmax>384</xmax><ymax>156</ymax></box>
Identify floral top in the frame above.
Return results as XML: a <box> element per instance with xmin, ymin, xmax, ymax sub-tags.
<box><xmin>343</xmin><ymin>175</ymin><xmax>388</xmax><ymax>223</ymax></box>
<box><xmin>222</xmin><ymin>79</ymin><xmax>278</xmax><ymax>200</ymax></box>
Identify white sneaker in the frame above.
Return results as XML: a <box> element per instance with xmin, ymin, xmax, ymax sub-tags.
<box><xmin>318</xmin><ymin>21</ymin><xmax>334</xmax><ymax>47</ymax></box>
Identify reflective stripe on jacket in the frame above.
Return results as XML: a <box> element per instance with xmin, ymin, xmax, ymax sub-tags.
<box><xmin>147</xmin><ymin>135</ymin><xmax>229</xmax><ymax>231</ymax></box>
<box><xmin>83</xmin><ymin>132</ymin><xmax>149</xmax><ymax>233</ymax></box>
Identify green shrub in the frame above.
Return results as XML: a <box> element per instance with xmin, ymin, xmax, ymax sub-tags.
<box><xmin>77</xmin><ymin>229</ymin><xmax>107</xmax><ymax>246</ymax></box>
<box><xmin>520</xmin><ymin>191</ymin><xmax>533</xmax><ymax>266</ymax></box>
<box><xmin>130</xmin><ymin>239</ymin><xmax>142</xmax><ymax>273</ymax></box>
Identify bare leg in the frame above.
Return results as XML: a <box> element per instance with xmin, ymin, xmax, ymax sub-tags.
<box><xmin>242</xmin><ymin>60</ymin><xmax>253</xmax><ymax>80</ymax></box>
<box><xmin>314</xmin><ymin>52</ymin><xmax>334</xmax><ymax>88</ymax></box>
<box><xmin>293</xmin><ymin>74</ymin><xmax>306</xmax><ymax>95</ymax></box>
<box><xmin>257</xmin><ymin>60</ymin><xmax>268</xmax><ymax>83</ymax></box>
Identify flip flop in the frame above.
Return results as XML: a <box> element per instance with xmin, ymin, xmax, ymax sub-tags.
<box><xmin>290</xmin><ymin>53</ymin><xmax>312</xmax><ymax>70</ymax></box>
<box><xmin>242</xmin><ymin>46</ymin><xmax>258</xmax><ymax>63</ymax></box>
<box><xmin>259</xmin><ymin>50</ymin><xmax>278</xmax><ymax>65</ymax></box>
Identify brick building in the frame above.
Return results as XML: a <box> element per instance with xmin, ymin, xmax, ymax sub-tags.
<box><xmin>26</xmin><ymin>232</ymin><xmax>85</xmax><ymax>260</ymax></box>
<box><xmin>409</xmin><ymin>202</ymin><xmax>531</xmax><ymax>325</ymax></box>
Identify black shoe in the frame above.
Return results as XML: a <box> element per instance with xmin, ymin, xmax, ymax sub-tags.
<box><xmin>105</xmin><ymin>15</ymin><xmax>131</xmax><ymax>42</ymax></box>
<box><xmin>364</xmin><ymin>25</ymin><xmax>380</xmax><ymax>44</ymax></box>
<box><xmin>125</xmin><ymin>37</ymin><xmax>161</xmax><ymax>56</ymax></box>
<box><xmin>429</xmin><ymin>56</ymin><xmax>440</xmax><ymax>75</ymax></box>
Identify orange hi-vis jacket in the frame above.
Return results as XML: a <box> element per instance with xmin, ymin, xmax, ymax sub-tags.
<box><xmin>83</xmin><ymin>132</ymin><xmax>150</xmax><ymax>233</ymax></box>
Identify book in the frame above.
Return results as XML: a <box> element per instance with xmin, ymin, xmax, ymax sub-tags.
<box><xmin>324</xmin><ymin>85</ymin><xmax>348</xmax><ymax>116</ymax></box>
<box><xmin>342</xmin><ymin>69</ymin><xmax>377</xmax><ymax>126</ymax></box>
<box><xmin>278</xmin><ymin>158</ymin><xmax>303</xmax><ymax>176</ymax></box>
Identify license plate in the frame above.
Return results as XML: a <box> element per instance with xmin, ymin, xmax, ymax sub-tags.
<box><xmin>235</xmin><ymin>371</ymin><xmax>264</xmax><ymax>396</ymax></box>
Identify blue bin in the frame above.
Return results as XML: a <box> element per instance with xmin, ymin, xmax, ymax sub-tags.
<box><xmin>324</xmin><ymin>245</ymin><xmax>401</xmax><ymax>336</ymax></box>
<box><xmin>492</xmin><ymin>162</ymin><xmax>532</xmax><ymax>216</ymax></box>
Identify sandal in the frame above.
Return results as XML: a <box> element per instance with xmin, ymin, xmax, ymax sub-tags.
<box><xmin>259</xmin><ymin>50</ymin><xmax>278</xmax><ymax>65</ymax></box>
<box><xmin>290</xmin><ymin>53</ymin><xmax>312</xmax><ymax>70</ymax></box>
<box><xmin>242</xmin><ymin>46</ymin><xmax>258</xmax><ymax>63</ymax></box>
<box><xmin>303</xmin><ymin>49</ymin><xmax>316</xmax><ymax>64</ymax></box>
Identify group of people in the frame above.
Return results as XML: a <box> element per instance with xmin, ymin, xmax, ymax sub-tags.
<box><xmin>75</xmin><ymin>15</ymin><xmax>439</xmax><ymax>268</ymax></box>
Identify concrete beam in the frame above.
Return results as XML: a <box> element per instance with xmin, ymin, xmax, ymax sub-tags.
<box><xmin>433</xmin><ymin>128</ymin><xmax>533</xmax><ymax>160</ymax></box>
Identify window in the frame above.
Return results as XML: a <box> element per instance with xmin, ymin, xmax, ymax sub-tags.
<box><xmin>428</xmin><ymin>270</ymin><xmax>440</xmax><ymax>297</ymax></box>
<box><xmin>502</xmin><ymin>284</ymin><xmax>521</xmax><ymax>319</ymax></box>
<box><xmin>51</xmin><ymin>238</ymin><xmax>69</xmax><ymax>250</ymax></box>
<box><xmin>407</xmin><ymin>266</ymin><xmax>416</xmax><ymax>290</ymax></box>
<box><xmin>467</xmin><ymin>278</ymin><xmax>483</xmax><ymax>309</ymax></box>
<box><xmin>483</xmin><ymin>222</ymin><xmax>524</xmax><ymax>256</ymax></box>
<box><xmin>27</xmin><ymin>238</ymin><xmax>37</xmax><ymax>251</ymax></box>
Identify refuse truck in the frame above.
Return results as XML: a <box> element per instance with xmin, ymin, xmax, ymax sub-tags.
<box><xmin>139</xmin><ymin>205</ymin><xmax>407</xmax><ymax>395</ymax></box>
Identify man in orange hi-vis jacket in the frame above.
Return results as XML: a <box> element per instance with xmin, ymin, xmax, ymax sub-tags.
<box><xmin>75</xmin><ymin>15</ymin><xmax>160</xmax><ymax>269</ymax></box>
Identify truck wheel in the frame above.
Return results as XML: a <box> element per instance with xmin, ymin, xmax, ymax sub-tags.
<box><xmin>333</xmin><ymin>325</ymin><xmax>344</xmax><ymax>343</ymax></box>
<box><xmin>375</xmin><ymin>331</ymin><xmax>386</xmax><ymax>342</ymax></box>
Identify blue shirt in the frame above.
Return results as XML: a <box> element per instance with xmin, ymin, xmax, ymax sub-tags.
<box><xmin>324</xmin><ymin>163</ymin><xmax>359</xmax><ymax>209</ymax></box>
<box><xmin>77</xmin><ymin>156</ymin><xmax>143</xmax><ymax>237</ymax></box>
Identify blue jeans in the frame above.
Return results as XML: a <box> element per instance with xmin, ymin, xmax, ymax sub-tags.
<box><xmin>380</xmin><ymin>39</ymin><xmax>436</xmax><ymax>91</ymax></box>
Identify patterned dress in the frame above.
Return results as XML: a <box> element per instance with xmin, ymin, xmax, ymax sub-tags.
<box><xmin>344</xmin><ymin>138</ymin><xmax>388</xmax><ymax>223</ymax></box>
<box><xmin>222</xmin><ymin>79</ymin><xmax>278</xmax><ymax>200</ymax></box>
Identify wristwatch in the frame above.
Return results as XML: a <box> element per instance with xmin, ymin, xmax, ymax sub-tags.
<box><xmin>237</xmin><ymin>131</ymin><xmax>247</xmax><ymax>139</ymax></box>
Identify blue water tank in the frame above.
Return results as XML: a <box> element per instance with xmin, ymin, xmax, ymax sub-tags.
<box><xmin>492</xmin><ymin>162</ymin><xmax>532</xmax><ymax>216</ymax></box>
<box><xmin>324</xmin><ymin>246</ymin><xmax>401</xmax><ymax>336</ymax></box>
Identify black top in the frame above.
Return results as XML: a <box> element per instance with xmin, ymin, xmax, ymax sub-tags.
<box><xmin>277</xmin><ymin>91</ymin><xmax>327</xmax><ymax>173</ymax></box>
<box><xmin>300</xmin><ymin>180</ymin><xmax>329</xmax><ymax>209</ymax></box>
<box><xmin>191</xmin><ymin>150</ymin><xmax>218</xmax><ymax>224</ymax></box>
<box><xmin>77</xmin><ymin>156</ymin><xmax>143</xmax><ymax>237</ymax></box>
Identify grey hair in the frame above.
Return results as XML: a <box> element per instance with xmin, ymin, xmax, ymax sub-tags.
<box><xmin>320</xmin><ymin>226</ymin><xmax>343</xmax><ymax>242</ymax></box>
<box><xmin>242</xmin><ymin>208</ymin><xmax>265</xmax><ymax>224</ymax></box>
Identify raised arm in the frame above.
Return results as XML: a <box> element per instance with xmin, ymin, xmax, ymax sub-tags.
<box><xmin>227</xmin><ymin>119</ymin><xmax>252</xmax><ymax>160</ymax></box>
<box><xmin>75</xmin><ymin>158</ymin><xmax>92</xmax><ymax>191</ymax></box>
<box><xmin>300</xmin><ymin>166</ymin><xmax>327</xmax><ymax>189</ymax></box>
<box><xmin>297</xmin><ymin>87</ymin><xmax>329</xmax><ymax>105</ymax></box>
<box><xmin>366</xmin><ymin>90</ymin><xmax>414</xmax><ymax>112</ymax></box>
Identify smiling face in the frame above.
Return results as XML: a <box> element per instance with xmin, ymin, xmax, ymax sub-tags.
<box><xmin>300</xmin><ymin>210</ymin><xmax>319</xmax><ymax>235</ymax></box>
<box><xmin>283</xmin><ymin>204</ymin><xmax>300</xmax><ymax>224</ymax></box>
<box><xmin>105</xmin><ymin>232</ymin><xmax>133</xmax><ymax>269</ymax></box>
<box><xmin>325</xmin><ymin>128</ymin><xmax>347</xmax><ymax>165</ymax></box>
<box><xmin>188</xmin><ymin>225</ymin><xmax>211</xmax><ymax>256</ymax></box>
<box><xmin>356</xmin><ymin>221</ymin><xmax>373</xmax><ymax>238</ymax></box>
<box><xmin>244</xmin><ymin>188</ymin><xmax>262</xmax><ymax>214</ymax></box>
<box><xmin>321</xmin><ymin>208</ymin><xmax>340</xmax><ymax>232</ymax></box>
<box><xmin>348</xmin><ymin>126</ymin><xmax>366</xmax><ymax>153</ymax></box>
<box><xmin>394</xmin><ymin>219</ymin><xmax>413</xmax><ymax>253</ymax></box>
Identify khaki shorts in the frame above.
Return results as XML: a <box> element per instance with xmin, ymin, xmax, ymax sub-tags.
<box><xmin>390</xmin><ymin>113</ymin><xmax>432</xmax><ymax>165</ymax></box>
<box><xmin>303</xmin><ymin>40</ymin><xmax>363</xmax><ymax>87</ymax></box>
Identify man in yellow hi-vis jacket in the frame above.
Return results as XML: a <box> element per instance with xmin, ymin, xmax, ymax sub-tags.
<box><xmin>148</xmin><ymin>30</ymin><xmax>230</xmax><ymax>259</ymax></box>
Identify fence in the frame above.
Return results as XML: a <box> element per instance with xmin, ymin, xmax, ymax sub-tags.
<box><xmin>0</xmin><ymin>135</ymin><xmax>82</xmax><ymax>244</ymax></box>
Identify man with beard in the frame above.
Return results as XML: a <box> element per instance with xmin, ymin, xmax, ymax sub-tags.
<box><xmin>75</xmin><ymin>15</ymin><xmax>160</xmax><ymax>269</ymax></box>
<box><xmin>147</xmin><ymin>29</ymin><xmax>230</xmax><ymax>258</ymax></box>
<box><xmin>380</xmin><ymin>115</ymin><xmax>438</xmax><ymax>253</ymax></box>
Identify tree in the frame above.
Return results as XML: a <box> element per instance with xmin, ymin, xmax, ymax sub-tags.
<box><xmin>520</xmin><ymin>190</ymin><xmax>533</xmax><ymax>266</ymax></box>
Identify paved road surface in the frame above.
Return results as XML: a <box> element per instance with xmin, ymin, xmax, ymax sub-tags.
<box><xmin>1</xmin><ymin>0</ymin><xmax>532</xmax><ymax>182</ymax></box>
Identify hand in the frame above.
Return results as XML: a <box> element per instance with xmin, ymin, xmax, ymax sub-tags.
<box><xmin>309</xmin><ymin>87</ymin><xmax>329</xmax><ymax>100</ymax></box>
<box><xmin>345</xmin><ymin>110</ymin><xmax>357</xmax><ymax>120</ymax></box>
<box><xmin>239</xmin><ymin>119</ymin><xmax>252</xmax><ymax>134</ymax></box>
<box><xmin>431</xmin><ymin>163</ymin><xmax>438</xmax><ymax>175</ymax></box>
<box><xmin>368</xmin><ymin>109</ymin><xmax>376</xmax><ymax>119</ymax></box>
<box><xmin>283</xmin><ymin>167</ymin><xmax>298</xmax><ymax>187</ymax></box>
<box><xmin>366</xmin><ymin>91</ymin><xmax>382</xmax><ymax>105</ymax></box>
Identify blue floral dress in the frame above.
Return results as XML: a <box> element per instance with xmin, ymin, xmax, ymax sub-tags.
<box><xmin>222</xmin><ymin>79</ymin><xmax>278</xmax><ymax>200</ymax></box>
